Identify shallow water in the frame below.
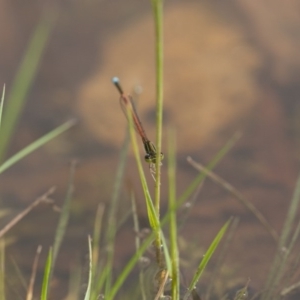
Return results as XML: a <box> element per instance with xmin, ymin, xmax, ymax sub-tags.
<box><xmin>0</xmin><ymin>0</ymin><xmax>300</xmax><ymax>298</ymax></box>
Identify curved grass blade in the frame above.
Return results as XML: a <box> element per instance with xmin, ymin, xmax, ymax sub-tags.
<box><xmin>41</xmin><ymin>247</ymin><xmax>52</xmax><ymax>300</ymax></box>
<box><xmin>183</xmin><ymin>219</ymin><xmax>232</xmax><ymax>300</ymax></box>
<box><xmin>0</xmin><ymin>119</ymin><xmax>76</xmax><ymax>175</ymax></box>
<box><xmin>51</xmin><ymin>161</ymin><xmax>76</xmax><ymax>280</ymax></box>
<box><xmin>0</xmin><ymin>10</ymin><xmax>58</xmax><ymax>161</ymax></box>
<box><xmin>84</xmin><ymin>236</ymin><xmax>93</xmax><ymax>300</ymax></box>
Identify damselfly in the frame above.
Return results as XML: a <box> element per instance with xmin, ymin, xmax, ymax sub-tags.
<box><xmin>112</xmin><ymin>77</ymin><xmax>163</xmax><ymax>176</ymax></box>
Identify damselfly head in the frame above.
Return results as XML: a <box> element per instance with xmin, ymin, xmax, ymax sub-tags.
<box><xmin>144</xmin><ymin>152</ymin><xmax>164</xmax><ymax>164</ymax></box>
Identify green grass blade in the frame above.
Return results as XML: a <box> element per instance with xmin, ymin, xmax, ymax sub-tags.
<box><xmin>0</xmin><ymin>85</ymin><xmax>5</xmax><ymax>129</ymax></box>
<box><xmin>51</xmin><ymin>161</ymin><xmax>76</xmax><ymax>276</ymax></box>
<box><xmin>167</xmin><ymin>129</ymin><xmax>180</xmax><ymax>299</ymax></box>
<box><xmin>41</xmin><ymin>248</ymin><xmax>53</xmax><ymax>300</ymax></box>
<box><xmin>0</xmin><ymin>11</ymin><xmax>57</xmax><ymax>161</ymax></box>
<box><xmin>206</xmin><ymin>217</ymin><xmax>240</xmax><ymax>299</ymax></box>
<box><xmin>184</xmin><ymin>219</ymin><xmax>231</xmax><ymax>300</ymax></box>
<box><xmin>264</xmin><ymin>170</ymin><xmax>300</xmax><ymax>299</ymax></box>
<box><xmin>0</xmin><ymin>239</ymin><xmax>5</xmax><ymax>300</ymax></box>
<box><xmin>279</xmin><ymin>171</ymin><xmax>300</xmax><ymax>248</ymax></box>
<box><xmin>90</xmin><ymin>203</ymin><xmax>104</xmax><ymax>300</ymax></box>
<box><xmin>0</xmin><ymin>119</ymin><xmax>76</xmax><ymax>175</ymax></box>
<box><xmin>84</xmin><ymin>236</ymin><xmax>93</xmax><ymax>300</ymax></box>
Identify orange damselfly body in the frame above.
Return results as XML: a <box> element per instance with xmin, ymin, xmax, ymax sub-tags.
<box><xmin>112</xmin><ymin>77</ymin><xmax>164</xmax><ymax>176</ymax></box>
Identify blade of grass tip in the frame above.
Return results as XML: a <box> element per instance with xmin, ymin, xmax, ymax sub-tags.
<box><xmin>41</xmin><ymin>247</ymin><xmax>53</xmax><ymax>300</ymax></box>
<box><xmin>179</xmin><ymin>132</ymin><xmax>242</xmax><ymax>208</ymax></box>
<box><xmin>187</xmin><ymin>157</ymin><xmax>279</xmax><ymax>243</ymax></box>
<box><xmin>51</xmin><ymin>161</ymin><xmax>77</xmax><ymax>279</ymax></box>
<box><xmin>0</xmin><ymin>84</ymin><xmax>5</xmax><ymax>129</ymax></box>
<box><xmin>264</xmin><ymin>170</ymin><xmax>300</xmax><ymax>298</ymax></box>
<box><xmin>183</xmin><ymin>219</ymin><xmax>232</xmax><ymax>300</ymax></box>
<box><xmin>131</xmin><ymin>192</ymin><xmax>147</xmax><ymax>300</ymax></box>
<box><xmin>84</xmin><ymin>236</ymin><xmax>93</xmax><ymax>300</ymax></box>
<box><xmin>234</xmin><ymin>279</ymin><xmax>250</xmax><ymax>300</ymax></box>
<box><xmin>0</xmin><ymin>187</ymin><xmax>55</xmax><ymax>238</ymax></box>
<box><xmin>26</xmin><ymin>245</ymin><xmax>42</xmax><ymax>300</ymax></box>
<box><xmin>168</xmin><ymin>128</ymin><xmax>180</xmax><ymax>300</ymax></box>
<box><xmin>0</xmin><ymin>119</ymin><xmax>76</xmax><ymax>175</ymax></box>
<box><xmin>103</xmin><ymin>128</ymin><xmax>130</xmax><ymax>294</ymax></box>
<box><xmin>0</xmin><ymin>10</ymin><xmax>58</xmax><ymax>162</ymax></box>
<box><xmin>0</xmin><ymin>239</ymin><xmax>5</xmax><ymax>300</ymax></box>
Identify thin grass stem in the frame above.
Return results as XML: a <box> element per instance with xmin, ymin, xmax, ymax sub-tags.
<box><xmin>151</xmin><ymin>0</ymin><xmax>164</xmax><ymax>268</ymax></box>
<box><xmin>168</xmin><ymin>129</ymin><xmax>180</xmax><ymax>299</ymax></box>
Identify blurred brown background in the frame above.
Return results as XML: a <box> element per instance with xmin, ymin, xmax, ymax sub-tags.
<box><xmin>0</xmin><ymin>0</ymin><xmax>300</xmax><ymax>298</ymax></box>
